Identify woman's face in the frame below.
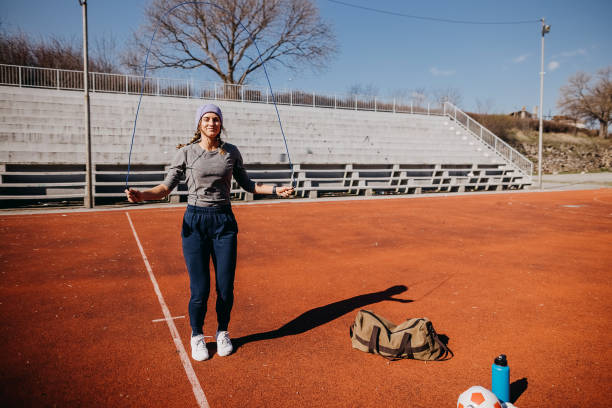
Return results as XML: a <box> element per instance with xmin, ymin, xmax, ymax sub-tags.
<box><xmin>199</xmin><ymin>112</ymin><xmax>222</xmax><ymax>139</ymax></box>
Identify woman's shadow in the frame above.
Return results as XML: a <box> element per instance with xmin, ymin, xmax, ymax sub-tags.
<box><xmin>232</xmin><ymin>285</ymin><xmax>412</xmax><ymax>351</ymax></box>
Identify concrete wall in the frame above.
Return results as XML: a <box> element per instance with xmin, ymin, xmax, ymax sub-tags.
<box><xmin>1</xmin><ymin>86</ymin><xmax>499</xmax><ymax>166</ymax></box>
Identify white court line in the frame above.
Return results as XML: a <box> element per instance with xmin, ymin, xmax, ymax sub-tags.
<box><xmin>152</xmin><ymin>315</ymin><xmax>185</xmax><ymax>323</ymax></box>
<box><xmin>126</xmin><ymin>212</ymin><xmax>209</xmax><ymax>408</ymax></box>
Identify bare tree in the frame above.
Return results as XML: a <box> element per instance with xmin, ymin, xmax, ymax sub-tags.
<box><xmin>411</xmin><ymin>87</ymin><xmax>428</xmax><ymax>108</ymax></box>
<box><xmin>388</xmin><ymin>88</ymin><xmax>410</xmax><ymax>101</ymax></box>
<box><xmin>31</xmin><ymin>36</ymin><xmax>82</xmax><ymax>71</ymax></box>
<box><xmin>0</xmin><ymin>29</ymin><xmax>121</xmax><ymax>73</ymax></box>
<box><xmin>93</xmin><ymin>34</ymin><xmax>122</xmax><ymax>73</ymax></box>
<box><xmin>474</xmin><ymin>97</ymin><xmax>496</xmax><ymax>115</ymax></box>
<box><xmin>124</xmin><ymin>0</ymin><xmax>337</xmax><ymax>84</ymax></box>
<box><xmin>432</xmin><ymin>86</ymin><xmax>463</xmax><ymax>107</ymax></box>
<box><xmin>0</xmin><ymin>30</ymin><xmax>34</xmax><ymax>66</ymax></box>
<box><xmin>346</xmin><ymin>83</ymin><xmax>379</xmax><ymax>97</ymax></box>
<box><xmin>557</xmin><ymin>66</ymin><xmax>611</xmax><ymax>138</ymax></box>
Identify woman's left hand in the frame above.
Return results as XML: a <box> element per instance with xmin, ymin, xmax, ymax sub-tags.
<box><xmin>276</xmin><ymin>186</ymin><xmax>294</xmax><ymax>198</ymax></box>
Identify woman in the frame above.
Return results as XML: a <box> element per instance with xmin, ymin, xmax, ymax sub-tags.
<box><xmin>125</xmin><ymin>104</ymin><xmax>293</xmax><ymax>361</ymax></box>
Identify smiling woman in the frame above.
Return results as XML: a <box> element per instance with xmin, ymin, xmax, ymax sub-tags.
<box><xmin>124</xmin><ymin>103</ymin><xmax>293</xmax><ymax>362</ymax></box>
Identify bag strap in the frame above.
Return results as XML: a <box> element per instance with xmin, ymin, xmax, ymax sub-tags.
<box><xmin>425</xmin><ymin>322</ymin><xmax>454</xmax><ymax>361</ymax></box>
<box><xmin>398</xmin><ymin>332</ymin><xmax>413</xmax><ymax>359</ymax></box>
<box><xmin>433</xmin><ymin>335</ymin><xmax>454</xmax><ymax>361</ymax></box>
<box><xmin>368</xmin><ymin>326</ymin><xmax>380</xmax><ymax>354</ymax></box>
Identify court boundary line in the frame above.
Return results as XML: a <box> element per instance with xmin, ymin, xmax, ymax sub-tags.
<box><xmin>152</xmin><ymin>315</ymin><xmax>185</xmax><ymax>323</ymax></box>
<box><xmin>126</xmin><ymin>212</ymin><xmax>209</xmax><ymax>408</ymax></box>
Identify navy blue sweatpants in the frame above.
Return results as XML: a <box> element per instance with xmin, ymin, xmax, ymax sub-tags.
<box><xmin>181</xmin><ymin>205</ymin><xmax>238</xmax><ymax>335</ymax></box>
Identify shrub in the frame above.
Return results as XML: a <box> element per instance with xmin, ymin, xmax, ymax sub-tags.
<box><xmin>468</xmin><ymin>113</ymin><xmax>519</xmax><ymax>141</ymax></box>
<box><xmin>468</xmin><ymin>113</ymin><xmax>599</xmax><ymax>139</ymax></box>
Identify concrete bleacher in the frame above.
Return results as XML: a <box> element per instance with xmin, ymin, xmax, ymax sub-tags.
<box><xmin>0</xmin><ymin>86</ymin><xmax>531</xmax><ymax>204</ymax></box>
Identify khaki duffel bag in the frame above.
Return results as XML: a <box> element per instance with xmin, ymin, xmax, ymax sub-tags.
<box><xmin>350</xmin><ymin>310</ymin><xmax>452</xmax><ymax>361</ymax></box>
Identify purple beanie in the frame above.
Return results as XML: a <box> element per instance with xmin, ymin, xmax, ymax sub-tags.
<box><xmin>195</xmin><ymin>104</ymin><xmax>223</xmax><ymax>129</ymax></box>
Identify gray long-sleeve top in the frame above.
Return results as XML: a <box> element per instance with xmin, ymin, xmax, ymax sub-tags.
<box><xmin>162</xmin><ymin>142</ymin><xmax>256</xmax><ymax>207</ymax></box>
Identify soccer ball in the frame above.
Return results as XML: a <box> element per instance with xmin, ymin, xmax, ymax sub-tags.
<box><xmin>457</xmin><ymin>386</ymin><xmax>502</xmax><ymax>408</ymax></box>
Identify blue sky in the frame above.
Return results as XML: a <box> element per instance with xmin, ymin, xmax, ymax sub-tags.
<box><xmin>1</xmin><ymin>0</ymin><xmax>611</xmax><ymax>115</ymax></box>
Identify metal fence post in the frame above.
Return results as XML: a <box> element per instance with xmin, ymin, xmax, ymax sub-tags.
<box><xmin>313</xmin><ymin>91</ymin><xmax>315</xmax><ymax>107</ymax></box>
<box><xmin>334</xmin><ymin>94</ymin><xmax>336</xmax><ymax>109</ymax></box>
<box><xmin>393</xmin><ymin>98</ymin><xmax>395</xmax><ymax>113</ymax></box>
<box><xmin>18</xmin><ymin>66</ymin><xmax>22</xmax><ymax>87</ymax></box>
<box><xmin>56</xmin><ymin>69</ymin><xmax>60</xmax><ymax>90</ymax></box>
<box><xmin>125</xmin><ymin>75</ymin><xmax>128</xmax><ymax>94</ymax></box>
<box><xmin>427</xmin><ymin>103</ymin><xmax>430</xmax><ymax>115</ymax></box>
<box><xmin>374</xmin><ymin>97</ymin><xmax>377</xmax><ymax>112</ymax></box>
<box><xmin>411</xmin><ymin>101</ymin><xmax>413</xmax><ymax>114</ymax></box>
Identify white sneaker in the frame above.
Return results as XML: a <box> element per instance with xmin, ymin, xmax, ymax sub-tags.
<box><xmin>190</xmin><ymin>334</ymin><xmax>209</xmax><ymax>361</ymax></box>
<box><xmin>216</xmin><ymin>331</ymin><xmax>233</xmax><ymax>357</ymax></box>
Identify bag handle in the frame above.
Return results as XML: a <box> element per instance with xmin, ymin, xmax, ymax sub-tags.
<box><xmin>433</xmin><ymin>335</ymin><xmax>454</xmax><ymax>360</ymax></box>
<box><xmin>426</xmin><ymin>321</ymin><xmax>454</xmax><ymax>361</ymax></box>
<box><xmin>368</xmin><ymin>326</ymin><xmax>380</xmax><ymax>354</ymax></box>
<box><xmin>398</xmin><ymin>332</ymin><xmax>413</xmax><ymax>359</ymax></box>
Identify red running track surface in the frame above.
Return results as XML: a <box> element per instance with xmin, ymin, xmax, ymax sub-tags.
<box><xmin>1</xmin><ymin>189</ymin><xmax>611</xmax><ymax>407</ymax></box>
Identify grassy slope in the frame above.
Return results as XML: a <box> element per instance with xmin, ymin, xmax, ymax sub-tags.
<box><xmin>507</xmin><ymin>129</ymin><xmax>611</xmax><ymax>174</ymax></box>
<box><xmin>468</xmin><ymin>114</ymin><xmax>611</xmax><ymax>174</ymax></box>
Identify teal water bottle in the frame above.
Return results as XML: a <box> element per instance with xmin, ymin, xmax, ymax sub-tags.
<box><xmin>491</xmin><ymin>354</ymin><xmax>510</xmax><ymax>402</ymax></box>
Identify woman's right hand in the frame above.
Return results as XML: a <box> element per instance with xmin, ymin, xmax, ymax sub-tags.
<box><xmin>125</xmin><ymin>188</ymin><xmax>143</xmax><ymax>203</ymax></box>
<box><xmin>276</xmin><ymin>185</ymin><xmax>294</xmax><ymax>198</ymax></box>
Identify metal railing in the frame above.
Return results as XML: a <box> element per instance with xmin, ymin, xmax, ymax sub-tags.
<box><xmin>443</xmin><ymin>102</ymin><xmax>533</xmax><ymax>179</ymax></box>
<box><xmin>0</xmin><ymin>64</ymin><xmax>532</xmax><ymax>178</ymax></box>
<box><xmin>0</xmin><ymin>64</ymin><xmax>443</xmax><ymax>114</ymax></box>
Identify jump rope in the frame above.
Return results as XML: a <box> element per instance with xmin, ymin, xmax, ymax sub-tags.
<box><xmin>125</xmin><ymin>1</ymin><xmax>295</xmax><ymax>192</ymax></box>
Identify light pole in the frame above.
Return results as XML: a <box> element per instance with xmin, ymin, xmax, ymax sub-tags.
<box><xmin>79</xmin><ymin>0</ymin><xmax>93</xmax><ymax>208</ymax></box>
<box><xmin>538</xmin><ymin>18</ymin><xmax>551</xmax><ymax>190</ymax></box>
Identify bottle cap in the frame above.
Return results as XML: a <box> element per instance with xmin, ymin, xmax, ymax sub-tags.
<box><xmin>494</xmin><ymin>354</ymin><xmax>508</xmax><ymax>366</ymax></box>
